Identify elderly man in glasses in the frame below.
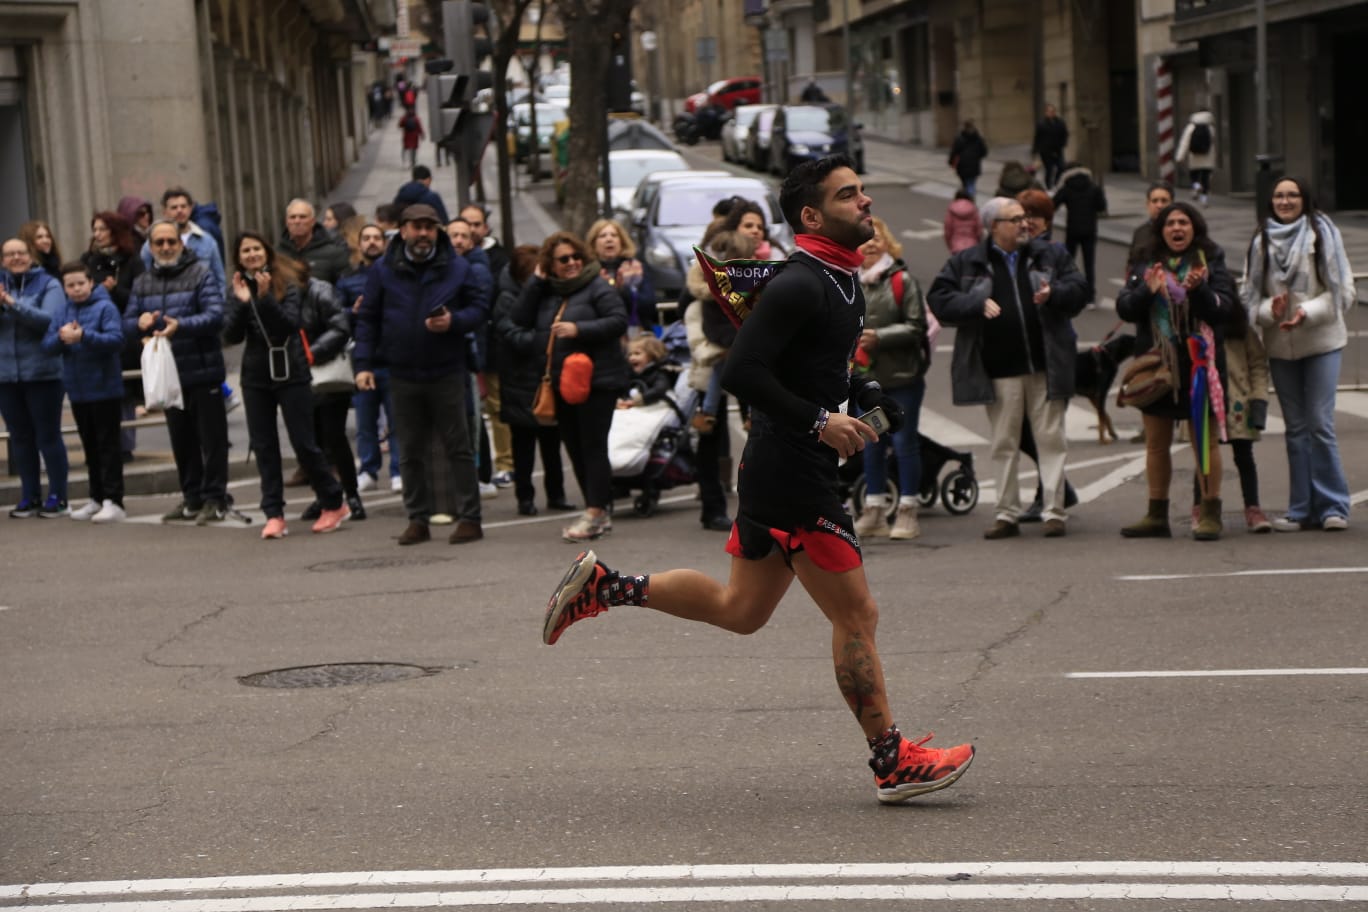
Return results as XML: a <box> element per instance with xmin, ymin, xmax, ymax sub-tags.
<box><xmin>928</xmin><ymin>196</ymin><xmax>1088</xmax><ymax>539</ymax></box>
<box><xmin>353</xmin><ymin>203</ymin><xmax>491</xmax><ymax>547</ymax></box>
<box><xmin>124</xmin><ymin>219</ymin><xmax>231</xmax><ymax>524</ymax></box>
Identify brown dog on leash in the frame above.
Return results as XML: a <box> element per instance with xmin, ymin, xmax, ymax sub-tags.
<box><xmin>1075</xmin><ymin>330</ymin><xmax>1136</xmax><ymax>443</ymax></box>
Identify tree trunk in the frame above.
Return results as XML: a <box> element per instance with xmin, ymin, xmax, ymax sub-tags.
<box><xmin>489</xmin><ymin>0</ymin><xmax>537</xmax><ymax>252</ymax></box>
<box><xmin>557</xmin><ymin>0</ymin><xmax>635</xmax><ymax>237</ymax></box>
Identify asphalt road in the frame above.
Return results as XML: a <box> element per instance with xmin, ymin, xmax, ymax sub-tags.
<box><xmin>2</xmin><ymin>141</ymin><xmax>1366</xmax><ymax>911</ymax></box>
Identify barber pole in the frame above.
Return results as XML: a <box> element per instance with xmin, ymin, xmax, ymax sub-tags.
<box><xmin>1156</xmin><ymin>59</ymin><xmax>1175</xmax><ymax>184</ymax></box>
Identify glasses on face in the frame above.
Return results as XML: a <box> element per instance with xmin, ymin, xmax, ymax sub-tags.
<box><xmin>1273</xmin><ymin>192</ymin><xmax>1302</xmax><ymax>201</ymax></box>
<box><xmin>995</xmin><ymin>216</ymin><xmax>1027</xmax><ymax>225</ymax></box>
<box><xmin>151</xmin><ymin>238</ymin><xmax>180</xmax><ymax>248</ymax></box>
<box><xmin>555</xmin><ymin>254</ymin><xmax>583</xmax><ymax>265</ymax></box>
<box><xmin>2</xmin><ymin>250</ymin><xmax>27</xmax><ymax>259</ymax></box>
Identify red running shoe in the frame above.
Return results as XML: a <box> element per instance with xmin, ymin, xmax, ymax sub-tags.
<box><xmin>872</xmin><ymin>732</ymin><xmax>975</xmax><ymax>803</ymax></box>
<box><xmin>543</xmin><ymin>550</ymin><xmax>610</xmax><ymax>645</ymax></box>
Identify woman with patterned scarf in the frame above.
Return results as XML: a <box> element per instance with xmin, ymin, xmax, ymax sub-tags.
<box><xmin>1117</xmin><ymin>201</ymin><xmax>1238</xmax><ymax>540</ymax></box>
<box><xmin>1241</xmin><ymin>176</ymin><xmax>1357</xmax><ymax>532</ymax></box>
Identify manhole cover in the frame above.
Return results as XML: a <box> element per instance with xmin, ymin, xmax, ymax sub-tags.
<box><xmin>238</xmin><ymin>662</ymin><xmax>445</xmax><ymax>689</ymax></box>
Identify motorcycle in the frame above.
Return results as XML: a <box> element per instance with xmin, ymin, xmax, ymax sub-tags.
<box><xmin>672</xmin><ymin>112</ymin><xmax>699</xmax><ymax>146</ymax></box>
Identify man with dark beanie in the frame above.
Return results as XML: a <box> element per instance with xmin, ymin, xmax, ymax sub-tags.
<box><xmin>541</xmin><ymin>155</ymin><xmax>976</xmax><ymax>805</ymax></box>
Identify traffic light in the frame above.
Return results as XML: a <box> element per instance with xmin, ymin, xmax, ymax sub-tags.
<box><xmin>435</xmin><ymin>0</ymin><xmax>495</xmax><ymax>206</ymax></box>
<box><xmin>434</xmin><ymin>0</ymin><xmax>493</xmax><ymax>150</ymax></box>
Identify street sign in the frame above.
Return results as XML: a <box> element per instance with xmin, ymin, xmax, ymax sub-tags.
<box><xmin>696</xmin><ymin>37</ymin><xmax>716</xmax><ymax>64</ymax></box>
<box><xmin>640</xmin><ymin>30</ymin><xmax>657</xmax><ymax>52</ymax></box>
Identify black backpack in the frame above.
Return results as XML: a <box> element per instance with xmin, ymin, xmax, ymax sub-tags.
<box><xmin>1189</xmin><ymin>122</ymin><xmax>1212</xmax><ymax>155</ymax></box>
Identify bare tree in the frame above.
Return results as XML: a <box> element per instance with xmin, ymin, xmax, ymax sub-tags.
<box><xmin>555</xmin><ymin>0</ymin><xmax>635</xmax><ymax>236</ymax></box>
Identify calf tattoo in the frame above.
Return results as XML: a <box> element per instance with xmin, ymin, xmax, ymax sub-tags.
<box><xmin>834</xmin><ymin>634</ymin><xmax>883</xmax><ymax>725</ymax></box>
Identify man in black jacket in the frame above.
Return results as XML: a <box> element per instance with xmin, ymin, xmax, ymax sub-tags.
<box><xmin>542</xmin><ymin>155</ymin><xmax>976</xmax><ymax>805</ymax></box>
<box><xmin>279</xmin><ymin>199</ymin><xmax>350</xmax><ymax>284</ymax></box>
<box><xmin>1031</xmin><ymin>103</ymin><xmax>1069</xmax><ymax>189</ymax></box>
<box><xmin>125</xmin><ymin>220</ymin><xmax>230</xmax><ymax>525</ymax></box>
<box><xmin>927</xmin><ymin>196</ymin><xmax>1089</xmax><ymax>539</ymax></box>
<box><xmin>1052</xmin><ymin>163</ymin><xmax>1108</xmax><ymax>306</ymax></box>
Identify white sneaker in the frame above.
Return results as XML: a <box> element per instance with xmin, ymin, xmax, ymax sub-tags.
<box><xmin>854</xmin><ymin>501</ymin><xmax>890</xmax><ymax>539</ymax></box>
<box><xmin>91</xmin><ymin>500</ymin><xmax>126</xmax><ymax>523</ymax></box>
<box><xmin>1271</xmin><ymin>516</ymin><xmax>1305</xmax><ymax>532</ymax></box>
<box><xmin>70</xmin><ymin>500</ymin><xmax>102</xmax><ymax>521</ymax></box>
<box><xmin>479</xmin><ymin>482</ymin><xmax>499</xmax><ymax>499</ymax></box>
<box><xmin>356</xmin><ymin>472</ymin><xmax>378</xmax><ymax>493</ymax></box>
<box><xmin>1322</xmin><ymin>515</ymin><xmax>1349</xmax><ymax>531</ymax></box>
<box><xmin>390</xmin><ymin>475</ymin><xmax>403</xmax><ymax>493</ymax></box>
<box><xmin>889</xmin><ymin>503</ymin><xmax>921</xmax><ymax>540</ymax></box>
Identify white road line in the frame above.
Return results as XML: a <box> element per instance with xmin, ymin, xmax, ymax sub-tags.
<box><xmin>916</xmin><ymin>408</ymin><xmax>989</xmax><ymax>447</ymax></box>
<box><xmin>1067</xmin><ymin>668</ymin><xmax>1368</xmax><ymax>679</ymax></box>
<box><xmin>9</xmin><ymin>862</ymin><xmax>1367</xmax><ymax>900</ymax></box>
<box><xmin>1119</xmin><ymin>566</ymin><xmax>1368</xmax><ymax>581</ymax></box>
<box><xmin>1333</xmin><ymin>390</ymin><xmax>1368</xmax><ymax>420</ymax></box>
<box><xmin>12</xmin><ymin>882</ymin><xmax>1366</xmax><ymax>909</ymax></box>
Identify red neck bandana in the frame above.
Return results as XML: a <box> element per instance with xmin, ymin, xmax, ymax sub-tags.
<box><xmin>794</xmin><ymin>233</ymin><xmax>865</xmax><ymax>272</ymax></box>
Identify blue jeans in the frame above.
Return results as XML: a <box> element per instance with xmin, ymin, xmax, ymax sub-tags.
<box><xmin>862</xmin><ymin>380</ymin><xmax>925</xmax><ymax>502</ymax></box>
<box><xmin>353</xmin><ymin>368</ymin><xmax>400</xmax><ymax>480</ymax></box>
<box><xmin>0</xmin><ymin>379</ymin><xmax>69</xmax><ymax>503</ymax></box>
<box><xmin>1269</xmin><ymin>351</ymin><xmax>1350</xmax><ymax>523</ymax></box>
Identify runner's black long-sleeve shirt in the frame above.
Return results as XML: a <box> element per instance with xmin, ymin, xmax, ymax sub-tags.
<box><xmin>721</xmin><ymin>252</ymin><xmax>869</xmax><ymax>517</ymax></box>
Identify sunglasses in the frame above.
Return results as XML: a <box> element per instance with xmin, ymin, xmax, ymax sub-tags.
<box><xmin>150</xmin><ymin>238</ymin><xmax>180</xmax><ymax>247</ymax></box>
<box><xmin>555</xmin><ymin>254</ymin><xmax>583</xmax><ymax>265</ymax></box>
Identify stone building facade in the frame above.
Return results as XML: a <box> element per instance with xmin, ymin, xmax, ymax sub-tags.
<box><xmin>0</xmin><ymin>0</ymin><xmax>392</xmax><ymax>255</ymax></box>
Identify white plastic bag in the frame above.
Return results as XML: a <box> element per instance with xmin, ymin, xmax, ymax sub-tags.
<box><xmin>141</xmin><ymin>336</ymin><xmax>184</xmax><ymax>410</ymax></box>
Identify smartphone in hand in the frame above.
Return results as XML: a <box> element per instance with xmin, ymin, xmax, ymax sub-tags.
<box><xmin>428</xmin><ymin>304</ymin><xmax>448</xmax><ymax>319</ymax></box>
<box><xmin>859</xmin><ymin>406</ymin><xmax>891</xmax><ymax>436</ymax></box>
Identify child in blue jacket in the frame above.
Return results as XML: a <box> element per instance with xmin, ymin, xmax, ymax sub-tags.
<box><xmin>43</xmin><ymin>262</ymin><xmax>127</xmax><ymax>522</ymax></box>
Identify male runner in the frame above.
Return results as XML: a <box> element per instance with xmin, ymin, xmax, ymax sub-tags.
<box><xmin>542</xmin><ymin>155</ymin><xmax>975</xmax><ymax>803</ymax></box>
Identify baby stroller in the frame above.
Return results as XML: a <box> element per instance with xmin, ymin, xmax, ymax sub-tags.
<box><xmin>608</xmin><ymin>326</ymin><xmax>699</xmax><ymax>516</ymax></box>
<box><xmin>841</xmin><ymin>432</ymin><xmax>979</xmax><ymax>521</ymax></box>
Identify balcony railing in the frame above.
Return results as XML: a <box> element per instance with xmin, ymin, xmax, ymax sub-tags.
<box><xmin>1174</xmin><ymin>0</ymin><xmax>1252</xmax><ymax>20</ymax></box>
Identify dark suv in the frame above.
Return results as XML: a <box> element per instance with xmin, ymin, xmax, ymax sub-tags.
<box><xmin>768</xmin><ymin>103</ymin><xmax>865</xmax><ymax>176</ymax></box>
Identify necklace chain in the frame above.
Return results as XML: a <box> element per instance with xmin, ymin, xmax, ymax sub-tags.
<box><xmin>821</xmin><ymin>268</ymin><xmax>856</xmax><ymax>307</ymax></box>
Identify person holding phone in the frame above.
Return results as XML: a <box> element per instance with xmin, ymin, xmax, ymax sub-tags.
<box><xmin>222</xmin><ymin>232</ymin><xmax>347</xmax><ymax>539</ymax></box>
<box><xmin>542</xmin><ymin>156</ymin><xmax>978</xmax><ymax>805</ymax></box>
<box><xmin>353</xmin><ymin>204</ymin><xmax>491</xmax><ymax>547</ymax></box>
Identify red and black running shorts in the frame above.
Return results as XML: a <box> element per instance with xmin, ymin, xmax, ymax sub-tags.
<box><xmin>724</xmin><ymin>507</ymin><xmax>863</xmax><ymax>573</ymax></box>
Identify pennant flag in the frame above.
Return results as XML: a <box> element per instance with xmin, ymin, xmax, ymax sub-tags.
<box><xmin>693</xmin><ymin>246</ymin><xmax>785</xmax><ymax>328</ymax></box>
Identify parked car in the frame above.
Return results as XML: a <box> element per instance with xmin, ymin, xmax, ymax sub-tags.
<box><xmin>685</xmin><ymin>79</ymin><xmax>728</xmax><ymax>114</ymax></box>
<box><xmin>721</xmin><ymin>103</ymin><xmax>774</xmax><ymax>163</ymax></box>
<box><xmin>619</xmin><ymin>169</ymin><xmax>730</xmax><ymax>237</ymax></box>
<box><xmin>598</xmin><ymin>149</ymin><xmax>690</xmax><ymax>214</ymax></box>
<box><xmin>509</xmin><ymin>101</ymin><xmax>567</xmax><ymax>165</ymax></box>
<box><xmin>768</xmin><ymin>103</ymin><xmax>865</xmax><ymax>176</ymax></box>
<box><xmin>744</xmin><ymin>106</ymin><xmax>778</xmax><ymax>171</ymax></box>
<box><xmin>554</xmin><ymin>117</ymin><xmax>677</xmax><ymax>207</ymax></box>
<box><xmin>637</xmin><ymin>175</ymin><xmax>793</xmax><ymax>303</ymax></box>
<box><xmin>707</xmin><ymin>76</ymin><xmax>763</xmax><ymax>112</ymax></box>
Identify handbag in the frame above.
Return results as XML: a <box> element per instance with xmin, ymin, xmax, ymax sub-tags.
<box><xmin>1116</xmin><ymin>348</ymin><xmax>1173</xmax><ymax>409</ymax></box>
<box><xmin>559</xmin><ymin>352</ymin><xmax>594</xmax><ymax>404</ymax></box>
<box><xmin>248</xmin><ymin>294</ymin><xmax>291</xmax><ymax>383</ymax></box>
<box><xmin>532</xmin><ymin>298</ymin><xmax>568</xmax><ymax>426</ymax></box>
<box><xmin>140</xmin><ymin>335</ymin><xmax>184</xmax><ymax>410</ymax></box>
<box><xmin>300</xmin><ymin>330</ymin><xmax>356</xmax><ymax>394</ymax></box>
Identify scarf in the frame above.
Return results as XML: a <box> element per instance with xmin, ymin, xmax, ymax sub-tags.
<box><xmin>858</xmin><ymin>252</ymin><xmax>894</xmax><ymax>286</ymax></box>
<box><xmin>794</xmin><ymin>233</ymin><xmax>864</xmax><ymax>272</ymax></box>
<box><xmin>1242</xmin><ymin>213</ymin><xmax>1356</xmax><ymax>315</ymax></box>
<box><xmin>1157</xmin><ymin>252</ymin><xmax>1227</xmax><ymax>446</ymax></box>
<box><xmin>548</xmin><ymin>259</ymin><xmax>601</xmax><ymax>297</ymax></box>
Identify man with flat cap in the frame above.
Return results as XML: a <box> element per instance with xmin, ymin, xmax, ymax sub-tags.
<box><xmin>353</xmin><ymin>203</ymin><xmax>490</xmax><ymax>546</ymax></box>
